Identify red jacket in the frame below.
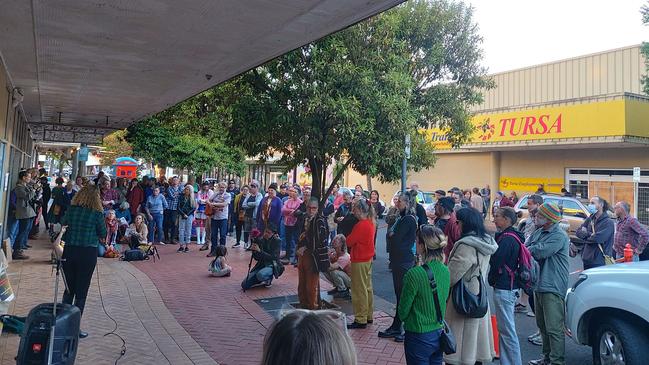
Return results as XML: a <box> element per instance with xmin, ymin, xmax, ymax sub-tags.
<box><xmin>346</xmin><ymin>219</ymin><xmax>376</xmax><ymax>263</ymax></box>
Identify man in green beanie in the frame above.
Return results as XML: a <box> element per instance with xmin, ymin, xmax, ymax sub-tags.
<box><xmin>527</xmin><ymin>201</ymin><xmax>569</xmax><ymax>365</ymax></box>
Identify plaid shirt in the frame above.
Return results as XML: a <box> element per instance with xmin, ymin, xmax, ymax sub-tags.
<box><xmin>166</xmin><ymin>185</ymin><xmax>183</xmax><ymax>210</ymax></box>
<box><xmin>61</xmin><ymin>205</ymin><xmax>107</xmax><ymax>247</ymax></box>
<box><xmin>614</xmin><ymin>215</ymin><xmax>649</xmax><ymax>256</ymax></box>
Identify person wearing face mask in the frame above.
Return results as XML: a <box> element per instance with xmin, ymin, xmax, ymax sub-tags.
<box><xmin>575</xmin><ymin>196</ymin><xmax>614</xmax><ymax>270</ymax></box>
<box><xmin>526</xmin><ymin>202</ymin><xmax>569</xmax><ymax>365</ymax></box>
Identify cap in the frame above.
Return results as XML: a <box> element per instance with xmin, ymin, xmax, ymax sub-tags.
<box><xmin>434</xmin><ymin>189</ymin><xmax>446</xmax><ymax>196</ymax></box>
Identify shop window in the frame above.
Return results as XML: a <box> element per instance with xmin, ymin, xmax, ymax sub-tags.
<box><xmin>639</xmin><ymin>183</ymin><xmax>649</xmax><ymax>226</ymax></box>
<box><xmin>569</xmin><ymin>180</ymin><xmax>589</xmax><ymax>200</ymax></box>
<box><xmin>569</xmin><ymin>169</ymin><xmax>588</xmax><ymax>175</ymax></box>
<box><xmin>589</xmin><ymin>169</ymin><xmax>633</xmax><ymax>176</ymax></box>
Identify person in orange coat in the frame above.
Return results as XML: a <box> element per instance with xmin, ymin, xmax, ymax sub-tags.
<box><xmin>346</xmin><ymin>199</ymin><xmax>376</xmax><ymax>329</ymax></box>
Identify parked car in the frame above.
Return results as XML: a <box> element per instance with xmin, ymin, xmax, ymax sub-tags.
<box><xmin>514</xmin><ymin>193</ymin><xmax>590</xmax><ymax>243</ymax></box>
<box><xmin>565</xmin><ymin>261</ymin><xmax>649</xmax><ymax>365</ymax></box>
<box><xmin>390</xmin><ymin>189</ymin><xmax>436</xmax><ymax>212</ymax></box>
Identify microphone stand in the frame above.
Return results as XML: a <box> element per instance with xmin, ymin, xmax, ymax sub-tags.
<box><xmin>47</xmin><ymin>258</ymin><xmax>67</xmax><ymax>365</ymax></box>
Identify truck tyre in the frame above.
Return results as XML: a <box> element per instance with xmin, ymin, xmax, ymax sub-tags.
<box><xmin>592</xmin><ymin>317</ymin><xmax>649</xmax><ymax>365</ymax></box>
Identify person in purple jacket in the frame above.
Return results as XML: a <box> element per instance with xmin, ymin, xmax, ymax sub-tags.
<box><xmin>257</xmin><ymin>183</ymin><xmax>283</xmax><ymax>233</ymax></box>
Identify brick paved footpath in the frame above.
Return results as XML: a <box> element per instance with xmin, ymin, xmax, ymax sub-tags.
<box><xmin>132</xmin><ymin>235</ymin><xmax>406</xmax><ymax>365</ymax></box>
<box><xmin>1</xmin><ymin>229</ymin><xmax>406</xmax><ymax>365</ymax></box>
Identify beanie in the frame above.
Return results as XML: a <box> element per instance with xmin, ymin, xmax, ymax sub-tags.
<box><xmin>538</xmin><ymin>202</ymin><xmax>562</xmax><ymax>223</ymax></box>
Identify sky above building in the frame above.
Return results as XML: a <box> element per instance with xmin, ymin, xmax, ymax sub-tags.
<box><xmin>467</xmin><ymin>0</ymin><xmax>649</xmax><ymax>73</ymax></box>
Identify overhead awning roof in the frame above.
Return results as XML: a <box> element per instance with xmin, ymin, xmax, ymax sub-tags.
<box><xmin>0</xmin><ymin>0</ymin><xmax>404</xmax><ymax>144</ymax></box>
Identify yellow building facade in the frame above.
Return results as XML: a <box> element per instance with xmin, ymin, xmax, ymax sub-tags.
<box><xmin>347</xmin><ymin>45</ymin><xmax>649</xmax><ymax>224</ymax></box>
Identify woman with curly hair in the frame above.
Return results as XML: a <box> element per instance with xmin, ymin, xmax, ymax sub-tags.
<box><xmin>60</xmin><ymin>186</ymin><xmax>107</xmax><ymax>339</ymax></box>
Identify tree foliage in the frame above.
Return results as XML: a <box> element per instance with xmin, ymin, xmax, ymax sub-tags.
<box><xmin>100</xmin><ymin>130</ymin><xmax>133</xmax><ymax>166</ymax></box>
<box><xmin>224</xmin><ymin>0</ymin><xmax>491</xmax><ymax>200</ymax></box>
<box><xmin>126</xmin><ymin>92</ymin><xmax>246</xmax><ymax>175</ymax></box>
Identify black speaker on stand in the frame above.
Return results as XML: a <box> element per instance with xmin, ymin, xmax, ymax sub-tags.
<box><xmin>16</xmin><ymin>259</ymin><xmax>80</xmax><ymax>365</ymax></box>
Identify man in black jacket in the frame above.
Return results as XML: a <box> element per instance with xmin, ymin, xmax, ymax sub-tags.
<box><xmin>241</xmin><ymin>223</ymin><xmax>281</xmax><ymax>290</ymax></box>
<box><xmin>335</xmin><ymin>190</ymin><xmax>358</xmax><ymax>236</ymax></box>
<box><xmin>409</xmin><ymin>183</ymin><xmax>428</xmax><ymax>226</ymax></box>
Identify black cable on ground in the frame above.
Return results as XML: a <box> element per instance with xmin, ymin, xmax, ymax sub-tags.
<box><xmin>96</xmin><ymin>265</ymin><xmax>127</xmax><ymax>365</ymax></box>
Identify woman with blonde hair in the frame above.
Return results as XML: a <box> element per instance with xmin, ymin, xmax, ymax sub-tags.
<box><xmin>60</xmin><ymin>186</ymin><xmax>107</xmax><ymax>339</ymax></box>
<box><xmin>399</xmin><ymin>225</ymin><xmax>450</xmax><ymax>365</ymax></box>
<box><xmin>177</xmin><ymin>184</ymin><xmax>197</xmax><ymax>253</ymax></box>
<box><xmin>127</xmin><ymin>213</ymin><xmax>149</xmax><ymax>247</ymax></box>
<box><xmin>262</xmin><ymin>310</ymin><xmax>357</xmax><ymax>365</ymax></box>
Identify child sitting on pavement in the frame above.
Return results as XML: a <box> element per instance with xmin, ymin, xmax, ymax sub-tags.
<box><xmin>209</xmin><ymin>245</ymin><xmax>232</xmax><ymax>277</ymax></box>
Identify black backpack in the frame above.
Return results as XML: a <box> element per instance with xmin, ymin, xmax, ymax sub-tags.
<box><xmin>122</xmin><ymin>249</ymin><xmax>147</xmax><ymax>261</ymax></box>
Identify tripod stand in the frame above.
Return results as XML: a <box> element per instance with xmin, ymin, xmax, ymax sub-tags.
<box><xmin>47</xmin><ymin>258</ymin><xmax>67</xmax><ymax>365</ymax></box>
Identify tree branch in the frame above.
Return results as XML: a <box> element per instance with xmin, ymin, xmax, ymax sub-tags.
<box><xmin>320</xmin><ymin>158</ymin><xmax>353</xmax><ymax>207</ymax></box>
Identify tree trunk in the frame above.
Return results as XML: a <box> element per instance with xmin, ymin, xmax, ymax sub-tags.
<box><xmin>309</xmin><ymin>157</ymin><xmax>323</xmax><ymax>202</ymax></box>
<box><xmin>366</xmin><ymin>175</ymin><xmax>373</xmax><ymax>191</ymax></box>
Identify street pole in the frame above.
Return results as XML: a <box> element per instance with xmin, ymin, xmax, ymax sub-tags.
<box><xmin>401</xmin><ymin>134</ymin><xmax>411</xmax><ymax>192</ymax></box>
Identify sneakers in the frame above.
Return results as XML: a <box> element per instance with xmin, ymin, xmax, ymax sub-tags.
<box><xmin>378</xmin><ymin>328</ymin><xmax>402</xmax><ymax>339</ymax></box>
<box><xmin>527</xmin><ymin>311</ymin><xmax>536</xmax><ymax>317</ymax></box>
<box><xmin>528</xmin><ymin>330</ymin><xmax>542</xmax><ymax>346</ymax></box>
<box><xmin>199</xmin><ymin>245</ymin><xmax>209</xmax><ymax>251</ymax></box>
<box><xmin>156</xmin><ymin>241</ymin><xmax>166</xmax><ymax>245</ymax></box>
<box><xmin>12</xmin><ymin>251</ymin><xmax>29</xmax><ymax>260</ymax></box>
<box><xmin>184</xmin><ymin>246</ymin><xmax>189</xmax><ymax>253</ymax></box>
<box><xmin>176</xmin><ymin>247</ymin><xmax>184</xmax><ymax>253</ymax></box>
<box><xmin>263</xmin><ymin>280</ymin><xmax>272</xmax><ymax>288</ymax></box>
<box><xmin>515</xmin><ymin>303</ymin><xmax>528</xmax><ymax>313</ymax></box>
<box><xmin>528</xmin><ymin>357</ymin><xmax>550</xmax><ymax>365</ymax></box>
<box><xmin>233</xmin><ymin>242</ymin><xmax>241</xmax><ymax>248</ymax></box>
<box><xmin>333</xmin><ymin>289</ymin><xmax>351</xmax><ymax>299</ymax></box>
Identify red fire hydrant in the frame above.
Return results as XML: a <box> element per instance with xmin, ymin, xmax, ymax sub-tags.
<box><xmin>624</xmin><ymin>243</ymin><xmax>634</xmax><ymax>262</ymax></box>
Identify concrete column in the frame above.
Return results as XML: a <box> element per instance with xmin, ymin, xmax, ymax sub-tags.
<box><xmin>71</xmin><ymin>149</ymin><xmax>79</xmax><ymax>179</ymax></box>
<box><xmin>489</xmin><ymin>151</ymin><xmax>501</xmax><ymax>218</ymax></box>
<box><xmin>78</xmin><ymin>143</ymin><xmax>87</xmax><ymax>177</ymax></box>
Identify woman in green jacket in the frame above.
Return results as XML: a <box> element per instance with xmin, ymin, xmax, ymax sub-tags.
<box><xmin>398</xmin><ymin>225</ymin><xmax>450</xmax><ymax>365</ymax></box>
<box><xmin>61</xmin><ymin>186</ymin><xmax>107</xmax><ymax>339</ymax></box>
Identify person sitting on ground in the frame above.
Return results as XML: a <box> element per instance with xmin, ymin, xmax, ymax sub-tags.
<box><xmin>126</xmin><ymin>213</ymin><xmax>149</xmax><ymax>246</ymax></box>
<box><xmin>209</xmin><ymin>245</ymin><xmax>232</xmax><ymax>277</ymax></box>
<box><xmin>261</xmin><ymin>310</ymin><xmax>357</xmax><ymax>365</ymax></box>
<box><xmin>241</xmin><ymin>223</ymin><xmax>281</xmax><ymax>290</ymax></box>
<box><xmin>115</xmin><ymin>201</ymin><xmax>132</xmax><ymax>225</ymax></box>
<box><xmin>323</xmin><ymin>234</ymin><xmax>352</xmax><ymax>298</ymax></box>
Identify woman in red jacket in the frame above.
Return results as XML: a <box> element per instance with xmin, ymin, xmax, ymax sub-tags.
<box><xmin>346</xmin><ymin>199</ymin><xmax>376</xmax><ymax>329</ymax></box>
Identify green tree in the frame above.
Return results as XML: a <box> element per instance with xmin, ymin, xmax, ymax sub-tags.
<box><xmin>126</xmin><ymin>86</ymin><xmax>246</xmax><ymax>176</ymax></box>
<box><xmin>641</xmin><ymin>2</ymin><xmax>649</xmax><ymax>94</ymax></box>
<box><xmin>100</xmin><ymin>130</ymin><xmax>133</xmax><ymax>166</ymax></box>
<box><xmin>225</xmin><ymin>0</ymin><xmax>491</xmax><ymax>201</ymax></box>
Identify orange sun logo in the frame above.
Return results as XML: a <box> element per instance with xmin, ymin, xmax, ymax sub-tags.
<box><xmin>478</xmin><ymin>118</ymin><xmax>495</xmax><ymax>141</ymax></box>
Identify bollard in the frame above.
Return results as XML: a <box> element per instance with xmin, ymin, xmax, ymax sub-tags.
<box><xmin>624</xmin><ymin>243</ymin><xmax>633</xmax><ymax>262</ymax></box>
<box><xmin>491</xmin><ymin>314</ymin><xmax>500</xmax><ymax>358</ymax></box>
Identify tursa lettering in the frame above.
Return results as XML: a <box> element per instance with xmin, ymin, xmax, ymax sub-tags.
<box><xmin>498</xmin><ymin>113</ymin><xmax>562</xmax><ymax>137</ymax></box>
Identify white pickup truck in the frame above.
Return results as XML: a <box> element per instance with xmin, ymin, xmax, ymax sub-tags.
<box><xmin>565</xmin><ymin>261</ymin><xmax>649</xmax><ymax>365</ymax></box>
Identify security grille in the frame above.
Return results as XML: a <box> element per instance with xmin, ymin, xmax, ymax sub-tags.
<box><xmin>638</xmin><ymin>183</ymin><xmax>649</xmax><ymax>226</ymax></box>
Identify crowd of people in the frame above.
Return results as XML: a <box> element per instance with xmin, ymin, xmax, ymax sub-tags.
<box><xmin>8</xmin><ymin>168</ymin><xmax>649</xmax><ymax>365</ymax></box>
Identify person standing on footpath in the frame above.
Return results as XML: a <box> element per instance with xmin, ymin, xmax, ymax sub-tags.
<box><xmin>163</xmin><ymin>177</ymin><xmax>182</xmax><ymax>244</ymax></box>
<box><xmin>296</xmin><ymin>198</ymin><xmax>330</xmax><ymax>310</ymax></box>
<box><xmin>490</xmin><ymin>207</ymin><xmax>524</xmax><ymax>365</ymax></box>
<box><xmin>379</xmin><ymin>191</ymin><xmax>418</xmax><ymax>341</ymax></box>
<box><xmin>176</xmin><ymin>185</ymin><xmax>196</xmax><ymax>253</ymax></box>
<box><xmin>232</xmin><ymin>185</ymin><xmax>249</xmax><ymax>248</ymax></box>
<box><xmin>208</xmin><ymin>182</ymin><xmax>232</xmax><ymax>256</ymax></box>
<box><xmin>145</xmin><ymin>187</ymin><xmax>168</xmax><ymax>244</ymax></box>
<box><xmin>444</xmin><ymin>207</ymin><xmax>497</xmax><ymax>365</ymax></box>
<box><xmin>126</xmin><ymin>178</ymin><xmax>144</xmax><ymax>218</ymax></box>
<box><xmin>433</xmin><ymin>197</ymin><xmax>461</xmax><ymax>264</ymax></box>
<box><xmin>13</xmin><ymin>171</ymin><xmax>36</xmax><ymax>260</ymax></box>
<box><xmin>346</xmin><ymin>199</ymin><xmax>376</xmax><ymax>329</ymax></box>
<box><xmin>60</xmin><ymin>186</ymin><xmax>107</xmax><ymax>339</ymax></box>
<box><xmin>281</xmin><ymin>186</ymin><xmax>302</xmax><ymax>265</ymax></box>
<box><xmin>527</xmin><ymin>202</ymin><xmax>569</xmax><ymax>365</ymax></box>
<box><xmin>470</xmin><ymin>187</ymin><xmax>484</xmax><ymax>215</ymax></box>
<box><xmin>242</xmin><ymin>181</ymin><xmax>264</xmax><ymax>249</ymax></box>
<box><xmin>398</xmin><ymin>225</ymin><xmax>450</xmax><ymax>365</ymax></box>
<box><xmin>257</xmin><ymin>183</ymin><xmax>283</xmax><ymax>233</ymax></box>
<box><xmin>613</xmin><ymin>201</ymin><xmax>649</xmax><ymax>261</ymax></box>
<box><xmin>195</xmin><ymin>182</ymin><xmax>214</xmax><ymax>250</ymax></box>
<box><xmin>575</xmin><ymin>196</ymin><xmax>614</xmax><ymax>270</ymax></box>
<box><xmin>226</xmin><ymin>179</ymin><xmax>239</xmax><ymax>236</ymax></box>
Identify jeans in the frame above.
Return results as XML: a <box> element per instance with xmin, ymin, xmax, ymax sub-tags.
<box><xmin>178</xmin><ymin>215</ymin><xmax>194</xmax><ymax>245</ymax></box>
<box><xmin>7</xmin><ymin>215</ymin><xmax>19</xmax><ymax>250</ymax></box>
<box><xmin>493</xmin><ymin>289</ymin><xmax>522</xmax><ymax>365</ymax></box>
<box><xmin>404</xmin><ymin>330</ymin><xmax>443</xmax><ymax>365</ymax></box>
<box><xmin>62</xmin><ymin>246</ymin><xmax>97</xmax><ymax>317</ymax></box>
<box><xmin>241</xmin><ymin>266</ymin><xmax>273</xmax><ymax>290</ymax></box>
<box><xmin>148</xmin><ymin>212</ymin><xmax>164</xmax><ymax>243</ymax></box>
<box><xmin>535</xmin><ymin>292</ymin><xmax>566</xmax><ymax>365</ymax></box>
<box><xmin>284</xmin><ymin>225</ymin><xmax>299</xmax><ymax>263</ymax></box>
<box><xmin>210</xmin><ymin>218</ymin><xmax>228</xmax><ymax>250</ymax></box>
<box><xmin>163</xmin><ymin>210</ymin><xmax>178</xmax><ymax>242</ymax></box>
<box><xmin>16</xmin><ymin>218</ymin><xmax>34</xmax><ymax>251</ymax></box>
<box><xmin>279</xmin><ymin>216</ymin><xmax>286</xmax><ymax>250</ymax></box>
